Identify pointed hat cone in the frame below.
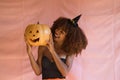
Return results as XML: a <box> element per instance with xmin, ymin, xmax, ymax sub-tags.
<box><xmin>72</xmin><ymin>14</ymin><xmax>82</xmax><ymax>23</ymax></box>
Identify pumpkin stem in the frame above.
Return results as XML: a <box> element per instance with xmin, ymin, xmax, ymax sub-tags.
<box><xmin>37</xmin><ymin>21</ymin><xmax>39</xmax><ymax>24</ymax></box>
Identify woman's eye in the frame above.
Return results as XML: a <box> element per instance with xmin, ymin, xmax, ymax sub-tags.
<box><xmin>60</xmin><ymin>31</ymin><xmax>64</xmax><ymax>34</ymax></box>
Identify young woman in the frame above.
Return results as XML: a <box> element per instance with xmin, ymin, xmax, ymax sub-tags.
<box><xmin>26</xmin><ymin>15</ymin><xmax>88</xmax><ymax>80</ymax></box>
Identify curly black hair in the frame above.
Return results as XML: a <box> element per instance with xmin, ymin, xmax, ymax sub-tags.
<box><xmin>51</xmin><ymin>16</ymin><xmax>88</xmax><ymax>56</ymax></box>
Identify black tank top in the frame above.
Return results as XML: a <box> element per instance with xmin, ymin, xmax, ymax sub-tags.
<box><xmin>42</xmin><ymin>56</ymin><xmax>66</xmax><ymax>79</ymax></box>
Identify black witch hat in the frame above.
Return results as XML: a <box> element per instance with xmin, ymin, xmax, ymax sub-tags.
<box><xmin>72</xmin><ymin>14</ymin><xmax>82</xmax><ymax>27</ymax></box>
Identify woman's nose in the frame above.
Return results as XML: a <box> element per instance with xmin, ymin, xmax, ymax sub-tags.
<box><xmin>55</xmin><ymin>30</ymin><xmax>59</xmax><ymax>34</ymax></box>
<box><xmin>55</xmin><ymin>32</ymin><xmax>59</xmax><ymax>35</ymax></box>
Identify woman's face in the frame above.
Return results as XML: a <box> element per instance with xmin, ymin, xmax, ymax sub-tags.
<box><xmin>53</xmin><ymin>28</ymin><xmax>66</xmax><ymax>44</ymax></box>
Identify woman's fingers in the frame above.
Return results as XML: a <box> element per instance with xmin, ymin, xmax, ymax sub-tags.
<box><xmin>49</xmin><ymin>34</ymin><xmax>54</xmax><ymax>45</ymax></box>
<box><xmin>25</xmin><ymin>39</ymin><xmax>33</xmax><ymax>53</ymax></box>
<box><xmin>45</xmin><ymin>34</ymin><xmax>55</xmax><ymax>52</ymax></box>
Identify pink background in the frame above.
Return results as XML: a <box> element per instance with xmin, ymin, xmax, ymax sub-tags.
<box><xmin>0</xmin><ymin>0</ymin><xmax>120</xmax><ymax>80</ymax></box>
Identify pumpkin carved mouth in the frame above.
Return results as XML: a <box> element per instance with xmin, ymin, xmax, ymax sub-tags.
<box><xmin>30</xmin><ymin>38</ymin><xmax>40</xmax><ymax>42</ymax></box>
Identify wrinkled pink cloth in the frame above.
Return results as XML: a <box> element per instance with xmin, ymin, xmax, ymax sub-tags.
<box><xmin>0</xmin><ymin>0</ymin><xmax>120</xmax><ymax>80</ymax></box>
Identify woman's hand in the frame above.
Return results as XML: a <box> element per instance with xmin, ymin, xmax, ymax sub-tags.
<box><xmin>46</xmin><ymin>34</ymin><xmax>55</xmax><ymax>53</ymax></box>
<box><xmin>26</xmin><ymin>43</ymin><xmax>32</xmax><ymax>54</ymax></box>
<box><xmin>24</xmin><ymin>37</ymin><xmax>32</xmax><ymax>54</ymax></box>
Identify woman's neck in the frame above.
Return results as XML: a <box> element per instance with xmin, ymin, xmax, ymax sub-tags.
<box><xmin>54</xmin><ymin>42</ymin><xmax>62</xmax><ymax>49</ymax></box>
<box><xmin>54</xmin><ymin>43</ymin><xmax>67</xmax><ymax>56</ymax></box>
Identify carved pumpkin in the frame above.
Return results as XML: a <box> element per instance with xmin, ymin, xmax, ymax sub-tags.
<box><xmin>24</xmin><ymin>24</ymin><xmax>51</xmax><ymax>46</ymax></box>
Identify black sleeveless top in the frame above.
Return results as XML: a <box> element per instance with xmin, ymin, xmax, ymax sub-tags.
<box><xmin>41</xmin><ymin>56</ymin><xmax>66</xmax><ymax>79</ymax></box>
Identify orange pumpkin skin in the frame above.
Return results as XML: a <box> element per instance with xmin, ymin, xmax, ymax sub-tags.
<box><xmin>24</xmin><ymin>24</ymin><xmax>51</xmax><ymax>46</ymax></box>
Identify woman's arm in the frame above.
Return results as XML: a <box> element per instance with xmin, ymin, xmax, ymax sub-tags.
<box><xmin>46</xmin><ymin>34</ymin><xmax>74</xmax><ymax>76</ymax></box>
<box><xmin>26</xmin><ymin>43</ymin><xmax>43</xmax><ymax>75</ymax></box>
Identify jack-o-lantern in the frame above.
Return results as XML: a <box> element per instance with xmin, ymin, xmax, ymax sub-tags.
<box><xmin>24</xmin><ymin>24</ymin><xmax>51</xmax><ymax>46</ymax></box>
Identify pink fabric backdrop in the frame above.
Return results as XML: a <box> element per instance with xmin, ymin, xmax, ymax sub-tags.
<box><xmin>0</xmin><ymin>0</ymin><xmax>120</xmax><ymax>80</ymax></box>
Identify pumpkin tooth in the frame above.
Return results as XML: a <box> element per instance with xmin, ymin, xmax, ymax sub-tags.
<box><xmin>35</xmin><ymin>38</ymin><xmax>39</xmax><ymax>42</ymax></box>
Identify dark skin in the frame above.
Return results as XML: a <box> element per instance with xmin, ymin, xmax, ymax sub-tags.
<box><xmin>26</xmin><ymin>28</ymin><xmax>74</xmax><ymax>80</ymax></box>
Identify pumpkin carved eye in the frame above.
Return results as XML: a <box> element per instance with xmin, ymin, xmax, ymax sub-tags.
<box><xmin>29</xmin><ymin>31</ymin><xmax>32</xmax><ymax>33</ymax></box>
<box><xmin>36</xmin><ymin>30</ymin><xmax>39</xmax><ymax>33</ymax></box>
